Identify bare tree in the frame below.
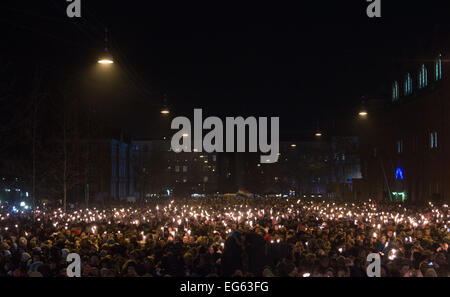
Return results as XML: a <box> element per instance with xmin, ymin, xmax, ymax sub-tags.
<box><xmin>40</xmin><ymin>88</ymin><xmax>88</xmax><ymax>212</ymax></box>
<box><xmin>30</xmin><ymin>67</ymin><xmax>45</xmax><ymax>211</ymax></box>
<box><xmin>0</xmin><ymin>62</ymin><xmax>47</xmax><ymax>211</ymax></box>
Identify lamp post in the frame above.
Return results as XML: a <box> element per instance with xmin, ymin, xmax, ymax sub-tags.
<box><xmin>97</xmin><ymin>28</ymin><xmax>114</xmax><ymax>64</ymax></box>
<box><xmin>358</xmin><ymin>100</ymin><xmax>368</xmax><ymax>118</ymax></box>
<box><xmin>160</xmin><ymin>93</ymin><xmax>170</xmax><ymax>114</ymax></box>
<box><xmin>315</xmin><ymin>120</ymin><xmax>322</xmax><ymax>137</ymax></box>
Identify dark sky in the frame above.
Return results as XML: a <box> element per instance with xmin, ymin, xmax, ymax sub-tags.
<box><xmin>2</xmin><ymin>0</ymin><xmax>450</xmax><ymax>139</ymax></box>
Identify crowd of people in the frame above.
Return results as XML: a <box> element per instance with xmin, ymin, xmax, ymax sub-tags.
<box><xmin>0</xmin><ymin>197</ymin><xmax>448</xmax><ymax>277</ymax></box>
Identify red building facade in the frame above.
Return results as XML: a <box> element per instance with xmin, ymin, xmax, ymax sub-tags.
<box><xmin>360</xmin><ymin>52</ymin><xmax>450</xmax><ymax>204</ymax></box>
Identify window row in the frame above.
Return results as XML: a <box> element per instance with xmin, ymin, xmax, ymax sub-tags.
<box><xmin>392</xmin><ymin>55</ymin><xmax>442</xmax><ymax>101</ymax></box>
<box><xmin>394</xmin><ymin>131</ymin><xmax>439</xmax><ymax>154</ymax></box>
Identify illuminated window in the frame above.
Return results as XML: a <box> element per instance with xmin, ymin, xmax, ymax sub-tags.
<box><xmin>392</xmin><ymin>81</ymin><xmax>399</xmax><ymax>101</ymax></box>
<box><xmin>419</xmin><ymin>65</ymin><xmax>428</xmax><ymax>89</ymax></box>
<box><xmin>396</xmin><ymin>139</ymin><xmax>403</xmax><ymax>154</ymax></box>
<box><xmin>404</xmin><ymin>73</ymin><xmax>412</xmax><ymax>95</ymax></box>
<box><xmin>435</xmin><ymin>54</ymin><xmax>442</xmax><ymax>80</ymax></box>
<box><xmin>430</xmin><ymin>131</ymin><xmax>438</xmax><ymax>149</ymax></box>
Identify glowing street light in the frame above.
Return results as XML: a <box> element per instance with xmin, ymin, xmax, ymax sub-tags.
<box><xmin>359</xmin><ymin>110</ymin><xmax>368</xmax><ymax>117</ymax></box>
<box><xmin>160</xmin><ymin>93</ymin><xmax>170</xmax><ymax>115</ymax></box>
<box><xmin>290</xmin><ymin>144</ymin><xmax>297</xmax><ymax>148</ymax></box>
<box><xmin>98</xmin><ymin>28</ymin><xmax>114</xmax><ymax>64</ymax></box>
<box><xmin>358</xmin><ymin>99</ymin><xmax>368</xmax><ymax>118</ymax></box>
<box><xmin>97</xmin><ymin>53</ymin><xmax>114</xmax><ymax>64</ymax></box>
<box><xmin>314</xmin><ymin>120</ymin><xmax>322</xmax><ymax>137</ymax></box>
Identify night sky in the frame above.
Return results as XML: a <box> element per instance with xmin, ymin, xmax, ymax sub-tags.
<box><xmin>2</xmin><ymin>0</ymin><xmax>449</xmax><ymax>140</ymax></box>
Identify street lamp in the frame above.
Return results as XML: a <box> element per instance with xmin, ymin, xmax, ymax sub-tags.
<box><xmin>98</xmin><ymin>52</ymin><xmax>114</xmax><ymax>64</ymax></box>
<box><xmin>160</xmin><ymin>106</ymin><xmax>170</xmax><ymax>115</ymax></box>
<box><xmin>314</xmin><ymin>120</ymin><xmax>322</xmax><ymax>137</ymax></box>
<box><xmin>358</xmin><ymin>99</ymin><xmax>368</xmax><ymax>118</ymax></box>
<box><xmin>160</xmin><ymin>93</ymin><xmax>170</xmax><ymax>114</ymax></box>
<box><xmin>98</xmin><ymin>28</ymin><xmax>114</xmax><ymax>64</ymax></box>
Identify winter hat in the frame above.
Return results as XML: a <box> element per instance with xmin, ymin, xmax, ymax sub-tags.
<box><xmin>21</xmin><ymin>252</ymin><xmax>31</xmax><ymax>263</ymax></box>
<box><xmin>32</xmin><ymin>247</ymin><xmax>42</xmax><ymax>255</ymax></box>
<box><xmin>263</xmin><ymin>267</ymin><xmax>275</xmax><ymax>277</ymax></box>
<box><xmin>28</xmin><ymin>271</ymin><xmax>43</xmax><ymax>277</ymax></box>
<box><xmin>29</xmin><ymin>261</ymin><xmax>43</xmax><ymax>272</ymax></box>
<box><xmin>61</xmin><ymin>248</ymin><xmax>70</xmax><ymax>259</ymax></box>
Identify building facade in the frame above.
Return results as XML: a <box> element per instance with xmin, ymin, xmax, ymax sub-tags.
<box><xmin>223</xmin><ymin>139</ymin><xmax>361</xmax><ymax>198</ymax></box>
<box><xmin>130</xmin><ymin>138</ymin><xmax>362</xmax><ymax>199</ymax></box>
<box><xmin>85</xmin><ymin>139</ymin><xmax>133</xmax><ymax>203</ymax></box>
<box><xmin>131</xmin><ymin>139</ymin><xmax>219</xmax><ymax>198</ymax></box>
<box><xmin>360</xmin><ymin>52</ymin><xmax>450</xmax><ymax>204</ymax></box>
<box><xmin>0</xmin><ymin>176</ymin><xmax>30</xmax><ymax>204</ymax></box>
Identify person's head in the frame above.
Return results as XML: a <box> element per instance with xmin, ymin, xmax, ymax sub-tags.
<box><xmin>398</xmin><ymin>260</ymin><xmax>411</xmax><ymax>276</ymax></box>
<box><xmin>380</xmin><ymin>264</ymin><xmax>388</xmax><ymax>277</ymax></box>
<box><xmin>88</xmin><ymin>266</ymin><xmax>100</xmax><ymax>277</ymax></box>
<box><xmin>336</xmin><ymin>268</ymin><xmax>347</xmax><ymax>277</ymax></box>
<box><xmin>90</xmin><ymin>255</ymin><xmax>100</xmax><ymax>266</ymax></box>
<box><xmin>286</xmin><ymin>263</ymin><xmax>298</xmax><ymax>277</ymax></box>
<box><xmin>325</xmin><ymin>268</ymin><xmax>335</xmax><ymax>277</ymax></box>
<box><xmin>319</xmin><ymin>256</ymin><xmax>329</xmax><ymax>268</ymax></box>
<box><xmin>123</xmin><ymin>260</ymin><xmax>138</xmax><ymax>276</ymax></box>
<box><xmin>424</xmin><ymin>268</ymin><xmax>437</xmax><ymax>277</ymax></box>
<box><xmin>101</xmin><ymin>268</ymin><xmax>115</xmax><ymax>277</ymax></box>
<box><xmin>355</xmin><ymin>235</ymin><xmax>363</xmax><ymax>245</ymax></box>
<box><xmin>18</xmin><ymin>237</ymin><xmax>27</xmax><ymax>248</ymax></box>
<box><xmin>415</xmin><ymin>231</ymin><xmax>423</xmax><ymax>239</ymax></box>
<box><xmin>32</xmin><ymin>254</ymin><xmax>41</xmax><ymax>263</ymax></box>
<box><xmin>232</xmin><ymin>269</ymin><xmax>243</xmax><ymax>277</ymax></box>
<box><xmin>12</xmin><ymin>268</ymin><xmax>22</xmax><ymax>277</ymax></box>
<box><xmin>263</xmin><ymin>267</ymin><xmax>274</xmax><ymax>277</ymax></box>
<box><xmin>21</xmin><ymin>252</ymin><xmax>31</xmax><ymax>263</ymax></box>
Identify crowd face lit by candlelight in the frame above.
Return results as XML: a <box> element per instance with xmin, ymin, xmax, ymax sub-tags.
<box><xmin>0</xmin><ymin>198</ymin><xmax>448</xmax><ymax>277</ymax></box>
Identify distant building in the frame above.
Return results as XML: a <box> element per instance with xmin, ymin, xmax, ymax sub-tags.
<box><xmin>0</xmin><ymin>176</ymin><xmax>29</xmax><ymax>204</ymax></box>
<box><xmin>85</xmin><ymin>139</ymin><xmax>133</xmax><ymax>203</ymax></box>
<box><xmin>224</xmin><ymin>140</ymin><xmax>361</xmax><ymax>198</ymax></box>
<box><xmin>360</xmin><ymin>51</ymin><xmax>450</xmax><ymax>204</ymax></box>
<box><xmin>131</xmin><ymin>139</ymin><xmax>219</xmax><ymax>198</ymax></box>
<box><xmin>129</xmin><ymin>138</ymin><xmax>362</xmax><ymax>199</ymax></box>
<box><xmin>330</xmin><ymin>136</ymin><xmax>363</xmax><ymax>200</ymax></box>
